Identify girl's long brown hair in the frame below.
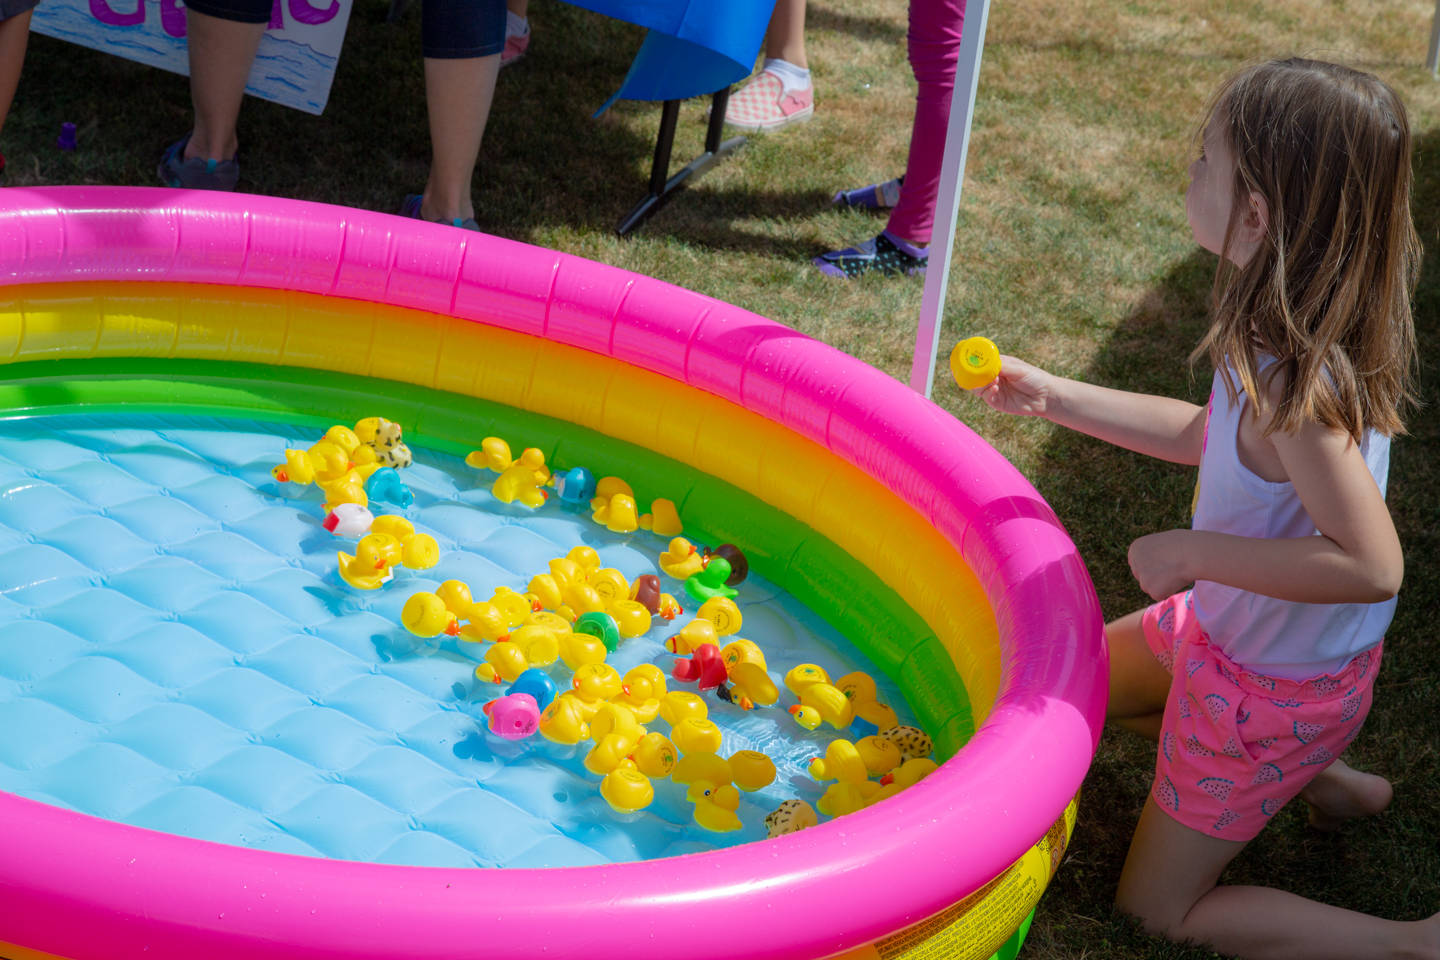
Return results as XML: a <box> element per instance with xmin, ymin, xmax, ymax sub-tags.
<box><xmin>1191</xmin><ymin>58</ymin><xmax>1421</xmax><ymax>439</ymax></box>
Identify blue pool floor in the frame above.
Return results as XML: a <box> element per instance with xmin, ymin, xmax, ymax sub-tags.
<box><xmin>0</xmin><ymin>414</ymin><xmax>916</xmax><ymax>868</ymax></box>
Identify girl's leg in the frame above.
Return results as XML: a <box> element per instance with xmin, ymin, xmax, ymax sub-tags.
<box><xmin>1106</xmin><ymin>608</ymin><xmax>1171</xmax><ymax>740</ymax></box>
<box><xmin>884</xmin><ymin>0</ymin><xmax>967</xmax><ymax>246</ymax></box>
<box><xmin>764</xmin><ymin>0</ymin><xmax>807</xmax><ymax>69</ymax></box>
<box><xmin>1299</xmin><ymin>758</ymin><xmax>1393</xmax><ymax>831</ymax></box>
<box><xmin>1118</xmin><ymin>797</ymin><xmax>1440</xmax><ymax>959</ymax></box>
<box><xmin>184</xmin><ymin>8</ymin><xmax>268</xmax><ymax>161</ymax></box>
<box><xmin>0</xmin><ymin>8</ymin><xmax>32</xmax><ymax>143</ymax></box>
<box><xmin>420</xmin><ymin>54</ymin><xmax>500</xmax><ymax>223</ymax></box>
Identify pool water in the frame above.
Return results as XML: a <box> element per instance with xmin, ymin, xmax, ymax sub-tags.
<box><xmin>0</xmin><ymin>414</ymin><xmax>917</xmax><ymax>868</ymax></box>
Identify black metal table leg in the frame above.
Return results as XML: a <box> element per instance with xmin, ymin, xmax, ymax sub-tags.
<box><xmin>616</xmin><ymin>88</ymin><xmax>747</xmax><ymax>236</ymax></box>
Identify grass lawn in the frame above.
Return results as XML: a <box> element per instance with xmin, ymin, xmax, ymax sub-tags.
<box><xmin>6</xmin><ymin>0</ymin><xmax>1440</xmax><ymax>955</ymax></box>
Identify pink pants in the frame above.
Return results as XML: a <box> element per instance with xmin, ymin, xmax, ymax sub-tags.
<box><xmin>886</xmin><ymin>0</ymin><xmax>968</xmax><ymax>246</ymax></box>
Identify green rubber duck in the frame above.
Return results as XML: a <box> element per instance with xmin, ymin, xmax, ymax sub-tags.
<box><xmin>684</xmin><ymin>557</ymin><xmax>738</xmax><ymax>603</ymax></box>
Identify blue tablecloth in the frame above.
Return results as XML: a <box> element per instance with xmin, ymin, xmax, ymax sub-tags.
<box><xmin>566</xmin><ymin>0</ymin><xmax>778</xmax><ymax>111</ymax></box>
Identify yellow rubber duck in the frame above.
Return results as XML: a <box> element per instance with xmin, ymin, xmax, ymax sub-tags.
<box><xmin>601</xmin><ymin>760</ymin><xmax>654</xmax><ymax>813</ymax></box>
<box><xmin>608</xmin><ymin>600</ymin><xmax>652</xmax><ymax>638</ymax></box>
<box><xmin>788</xmin><ymin>705</ymin><xmax>823</xmax><ymax>731</ymax></box>
<box><xmin>808</xmin><ymin>739</ymin><xmax>868</xmax><ymax>785</ymax></box>
<box><xmin>538</xmin><ymin>696</ymin><xmax>590</xmax><ymax>745</ymax></box>
<box><xmin>949</xmin><ymin>336</ymin><xmax>1001</xmax><ymax>391</ymax></box>
<box><xmin>459</xmin><ymin>601</ymin><xmax>509</xmax><ymax>642</ymax></box>
<box><xmin>401</xmin><ymin>591</ymin><xmax>459</xmax><ymax>638</ymax></box>
<box><xmin>697</xmin><ymin>597</ymin><xmax>742</xmax><ymax>636</ymax></box>
<box><xmin>870</xmin><ymin>757</ymin><xmax>940</xmax><ymax>805</ymax></box>
<box><xmin>548</xmin><ymin>557</ymin><xmax>584</xmax><ymax>589</ymax></box>
<box><xmin>686</xmin><ymin>780</ymin><xmax>741</xmax><ymax>832</ymax></box>
<box><xmin>665</xmin><ymin>618</ymin><xmax>718</xmax><ymax>655</ymax></box>
<box><xmin>728</xmin><ymin>750</ymin><xmax>776</xmax><ymax>792</ymax></box>
<box><xmin>584</xmin><ymin>732</ymin><xmax>639</xmax><ymax>775</ymax></box>
<box><xmin>271</xmin><ymin>448</ymin><xmax>318</xmax><ymax>485</ymax></box>
<box><xmin>591</xmin><ymin>494</ymin><xmax>640</xmax><ymax>534</ymax></box>
<box><xmin>658</xmin><ymin>594</ymin><xmax>684</xmax><ymax>621</ymax></box>
<box><xmin>436</xmin><ymin>580</ymin><xmax>474</xmax><ymax>616</ymax></box>
<box><xmin>590</xmin><ymin>702</ymin><xmax>647</xmax><ymax>744</ymax></box>
<box><xmin>562</xmin><ymin>582</ymin><xmax>607</xmax><ymax>616</ymax></box>
<box><xmin>401</xmin><ymin>534</ymin><xmax>440</xmax><ymax>570</ymax></box>
<box><xmin>645</xmin><ymin>498</ymin><xmax>683</xmax><ymax>537</ymax></box>
<box><xmin>835</xmin><ymin>671</ymin><xmax>877</xmax><ymax>706</ymax></box>
<box><xmin>306</xmin><ymin>440</ymin><xmax>354</xmax><ymax>484</ymax></box>
<box><xmin>528</xmin><ymin>574</ymin><xmax>563</xmax><ymax>611</ymax></box>
<box><xmin>337</xmin><ymin>534</ymin><xmax>396</xmax><ymax>590</ymax></box>
<box><xmin>321</xmin><ymin>476</ymin><xmax>369</xmax><ymax>514</ymax></box>
<box><xmin>797</xmin><ymin>682</ymin><xmax>854</xmax><ymax>730</ymax></box>
<box><xmin>526</xmin><ymin>610</ymin><xmax>572</xmax><ymax>636</ymax></box>
<box><xmin>671</xmin><ymin>751</ymin><xmax>732</xmax><ymax>788</ymax></box>
<box><xmin>720</xmin><ymin>639</ymin><xmax>766</xmax><ymax>671</ymax></box>
<box><xmin>613</xmin><ymin>664</ymin><xmax>666</xmax><ymax>723</ymax></box>
<box><xmin>816</xmin><ymin>781</ymin><xmax>880</xmax><ymax>818</ymax></box>
<box><xmin>568</xmin><ymin>663</ymin><xmax>623</xmax><ymax>717</ymax></box>
<box><xmin>567</xmin><ymin>545</ymin><xmax>601</xmax><ymax>573</ymax></box>
<box><xmin>465</xmin><ymin>436</ymin><xmax>513</xmax><ymax>473</ymax></box>
<box><xmin>474</xmin><ymin>641</ymin><xmax>530</xmax><ymax>684</ymax></box>
<box><xmin>659</xmin><ymin>538</ymin><xmax>705</xmax><ymax>579</ymax></box>
<box><xmin>855</xmin><ymin>701</ymin><xmax>900</xmax><ymax>731</ymax></box>
<box><xmin>492</xmin><ymin>462</ymin><xmax>548</xmax><ymax>508</ymax></box>
<box><xmin>784</xmin><ymin>663</ymin><xmax>831</xmax><ymax>698</ymax></box>
<box><xmin>516</xmin><ymin>447</ymin><xmax>551</xmax><ymax>484</ymax></box>
<box><xmin>506</xmin><ymin>625</ymin><xmax>559</xmax><ymax>667</ymax></box>
<box><xmin>629</xmin><ymin>732</ymin><xmax>678</xmax><ymax>779</ymax></box>
<box><xmin>855</xmin><ymin>736</ymin><xmax>902</xmax><ymax>777</ymax></box>
<box><xmin>670</xmin><ymin>717</ymin><xmax>722</xmax><ymax>755</ymax></box>
<box><xmin>558</xmin><ymin>630</ymin><xmax>608</xmax><ymax>670</ymax></box>
<box><xmin>587</xmin><ymin>568</ymin><xmax>629</xmax><ymax>604</ymax></box>
<box><xmin>594</xmin><ymin>477</ymin><xmax>633</xmax><ymax>500</ymax></box>
<box><xmin>727</xmin><ymin>662</ymin><xmax>779</xmax><ymax>709</ymax></box>
<box><xmin>658</xmin><ymin>690</ymin><xmax>708</xmax><ymax>726</ymax></box>
<box><xmin>488</xmin><ymin>587</ymin><xmax>533</xmax><ymax>628</ymax></box>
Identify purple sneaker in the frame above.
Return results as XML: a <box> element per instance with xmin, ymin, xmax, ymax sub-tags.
<box><xmin>813</xmin><ymin>230</ymin><xmax>928</xmax><ymax>278</ymax></box>
<box><xmin>833</xmin><ymin>176</ymin><xmax>903</xmax><ymax>210</ymax></box>
<box><xmin>399</xmin><ymin>194</ymin><xmax>480</xmax><ymax>231</ymax></box>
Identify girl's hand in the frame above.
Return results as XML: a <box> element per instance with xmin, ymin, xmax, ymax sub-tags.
<box><xmin>971</xmin><ymin>356</ymin><xmax>1058</xmax><ymax>417</ymax></box>
<box><xmin>1128</xmin><ymin>530</ymin><xmax>1195</xmax><ymax>601</ymax></box>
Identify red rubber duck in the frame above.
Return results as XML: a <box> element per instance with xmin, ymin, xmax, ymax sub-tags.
<box><xmin>672</xmin><ymin>643</ymin><xmax>729</xmax><ymax>691</ymax></box>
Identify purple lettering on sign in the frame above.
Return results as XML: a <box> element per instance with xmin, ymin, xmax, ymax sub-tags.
<box><xmin>88</xmin><ymin>0</ymin><xmax>144</xmax><ymax>26</ymax></box>
<box><xmin>160</xmin><ymin>0</ymin><xmax>185</xmax><ymax>37</ymax></box>
<box><xmin>287</xmin><ymin>0</ymin><xmax>337</xmax><ymax>25</ymax></box>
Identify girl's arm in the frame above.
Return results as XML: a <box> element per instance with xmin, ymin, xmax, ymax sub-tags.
<box><xmin>1129</xmin><ymin>418</ymin><xmax>1403</xmax><ymax>604</ymax></box>
<box><xmin>974</xmin><ymin>356</ymin><xmax>1207</xmax><ymax>464</ymax></box>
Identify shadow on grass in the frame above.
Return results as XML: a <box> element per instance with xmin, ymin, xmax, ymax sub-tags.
<box><xmin>1023</xmin><ymin>130</ymin><xmax>1440</xmax><ymax>959</ymax></box>
<box><xmin>807</xmin><ymin>1</ymin><xmax>907</xmax><ymax>45</ymax></box>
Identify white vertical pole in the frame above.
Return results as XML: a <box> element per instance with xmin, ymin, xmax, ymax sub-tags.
<box><xmin>1428</xmin><ymin>0</ymin><xmax>1440</xmax><ymax>78</ymax></box>
<box><xmin>908</xmin><ymin>0</ymin><xmax>994</xmax><ymax>397</ymax></box>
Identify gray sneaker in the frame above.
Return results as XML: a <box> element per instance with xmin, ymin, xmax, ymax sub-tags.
<box><xmin>158</xmin><ymin>135</ymin><xmax>239</xmax><ymax>191</ymax></box>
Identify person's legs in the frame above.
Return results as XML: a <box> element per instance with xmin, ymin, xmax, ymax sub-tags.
<box><xmin>1118</xmin><ymin>797</ymin><xmax>1440</xmax><ymax>959</ymax></box>
<box><xmin>0</xmin><ymin>7</ymin><xmax>33</xmax><ymax>149</ymax></box>
<box><xmin>1106</xmin><ymin>607</ymin><xmax>1171</xmax><ymax>740</ymax></box>
<box><xmin>764</xmin><ymin>0</ymin><xmax>806</xmax><ymax>69</ymax></box>
<box><xmin>183</xmin><ymin>8</ymin><xmax>267</xmax><ymax>162</ymax></box>
<box><xmin>419</xmin><ymin>54</ymin><xmax>500</xmax><ymax>223</ymax></box>
<box><xmin>884</xmin><ymin>0</ymin><xmax>967</xmax><ymax>246</ymax></box>
<box><xmin>502</xmin><ymin>0</ymin><xmax>528</xmax><ymax>66</ymax></box>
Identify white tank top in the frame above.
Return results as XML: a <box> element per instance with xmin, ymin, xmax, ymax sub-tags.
<box><xmin>1191</xmin><ymin>362</ymin><xmax>1394</xmax><ymax>680</ymax></box>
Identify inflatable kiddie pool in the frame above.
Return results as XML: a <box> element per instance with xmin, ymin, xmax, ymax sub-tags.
<box><xmin>0</xmin><ymin>188</ymin><xmax>1105</xmax><ymax>960</ymax></box>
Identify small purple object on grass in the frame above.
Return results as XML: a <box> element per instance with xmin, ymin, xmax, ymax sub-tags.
<box><xmin>57</xmin><ymin>123</ymin><xmax>77</xmax><ymax>152</ymax></box>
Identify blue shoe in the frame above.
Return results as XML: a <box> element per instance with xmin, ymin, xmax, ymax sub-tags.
<box><xmin>399</xmin><ymin>194</ymin><xmax>480</xmax><ymax>231</ymax></box>
<box><xmin>157</xmin><ymin>135</ymin><xmax>239</xmax><ymax>191</ymax></box>
<box><xmin>833</xmin><ymin>176</ymin><xmax>903</xmax><ymax>210</ymax></box>
<box><xmin>813</xmin><ymin>230</ymin><xmax>928</xmax><ymax>278</ymax></box>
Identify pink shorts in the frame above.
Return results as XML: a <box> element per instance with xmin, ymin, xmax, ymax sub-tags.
<box><xmin>1143</xmin><ymin>589</ymin><xmax>1381</xmax><ymax>841</ymax></box>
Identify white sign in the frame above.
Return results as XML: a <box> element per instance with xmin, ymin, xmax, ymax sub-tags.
<box><xmin>31</xmin><ymin>0</ymin><xmax>353</xmax><ymax>115</ymax></box>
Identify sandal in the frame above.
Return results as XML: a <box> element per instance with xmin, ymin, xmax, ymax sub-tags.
<box><xmin>399</xmin><ymin>194</ymin><xmax>480</xmax><ymax>231</ymax></box>
<box><xmin>813</xmin><ymin>230</ymin><xmax>928</xmax><ymax>278</ymax></box>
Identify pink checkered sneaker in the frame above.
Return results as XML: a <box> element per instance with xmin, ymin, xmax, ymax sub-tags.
<box><xmin>723</xmin><ymin>70</ymin><xmax>813</xmax><ymax>132</ymax></box>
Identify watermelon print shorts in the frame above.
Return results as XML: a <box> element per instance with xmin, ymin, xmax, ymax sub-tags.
<box><xmin>1142</xmin><ymin>589</ymin><xmax>1382</xmax><ymax>841</ymax></box>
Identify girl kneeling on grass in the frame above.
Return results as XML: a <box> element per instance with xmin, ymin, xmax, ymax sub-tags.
<box><xmin>974</xmin><ymin>58</ymin><xmax>1430</xmax><ymax>958</ymax></box>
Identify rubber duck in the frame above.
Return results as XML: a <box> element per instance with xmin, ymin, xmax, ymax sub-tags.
<box><xmin>488</xmin><ymin>587</ymin><xmax>532</xmax><ymax>629</ymax></box>
<box><xmin>459</xmin><ymin>601</ymin><xmax>509</xmax><ymax>642</ymax></box>
<box><xmin>697</xmin><ymin>597</ymin><xmax>742</xmax><ymax>636</ymax></box>
<box><xmin>855</xmin><ymin>735</ymin><xmax>902</xmax><ymax>776</ymax></box>
<box><xmin>492</xmin><ymin>462</ymin><xmax>547</xmax><ymax>508</ymax></box>
<box><xmin>671</xmin><ymin>751</ymin><xmax>732</xmax><ymax>787</ymax></box>
<box><xmin>765</xmin><ymin>799</ymin><xmax>817</xmax><ymax>838</ymax></box>
<box><xmin>555</xmin><ymin>466</ymin><xmax>597</xmax><ymax>505</ymax></box>
<box><xmin>573</xmin><ymin>611</ymin><xmax>620</xmax><ymax>653</ymax></box>
<box><xmin>306</xmin><ymin>440</ymin><xmax>354</xmax><ymax>484</ymax></box>
<box><xmin>878</xmin><ymin>725</ymin><xmax>934</xmax><ymax>763</ymax></box>
<box><xmin>665</xmin><ymin>618</ymin><xmax>718</xmax><ymax>655</ymax></box>
<box><xmin>474</xmin><ymin>641</ymin><xmax>530</xmax><ymax>684</ymax></box>
<box><xmin>658</xmin><ymin>537</ymin><xmax>704</xmax><ymax>579</ymax></box>
<box><xmin>515</xmin><ymin>447</ymin><xmax>551</xmax><ymax>484</ymax></box>
<box><xmin>684</xmin><ymin>558</ymin><xmax>738</xmax><ymax>603</ymax></box>
<box><xmin>592</xmin><ymin>493</ymin><xmax>639</xmax><ymax>533</ymax></box>
<box><xmin>784</xmin><ymin>663</ymin><xmax>831</xmax><ymax>698</ymax></box>
<box><xmin>686</xmin><ymin>780</ymin><xmax>741</xmax><ymax>832</ymax></box>
<box><xmin>567</xmin><ymin>545</ymin><xmax>601</xmax><ymax>573</ymax></box>
<box><xmin>435</xmin><ymin>580</ymin><xmax>474</xmax><ymax>615</ymax></box>
<box><xmin>594</xmin><ymin>476</ymin><xmax>633</xmax><ymax>501</ymax></box>
<box><xmin>563</xmin><ymin>582</ymin><xmax>607</xmax><ymax>615</ymax></box>
<box><xmin>465</xmin><ymin>436</ymin><xmax>512</xmax><ymax>473</ymax></box>
<box><xmin>670</xmin><ymin>717</ymin><xmax>722</xmax><ymax>755</ymax></box>
<box><xmin>835</xmin><ymin>671</ymin><xmax>878</xmax><ymax>706</ymax></box>
<box><xmin>622</xmin><ymin>574</ymin><xmax>657</xmax><ymax>614</ymax></box>
<box><xmin>354</xmin><ymin>417</ymin><xmax>413</xmax><ymax>469</ymax></box>
<box><xmin>704</xmin><ymin>544</ymin><xmax>749</xmax><ymax>586</ymax></box>
<box><xmin>401</xmin><ymin>591</ymin><xmax>460</xmax><ymax>637</ymax></box>
<box><xmin>788</xmin><ymin>706</ymin><xmax>823</xmax><ymax>731</ymax></box>
<box><xmin>728</xmin><ymin>750</ymin><xmax>776</xmax><ymax>792</ymax></box>
<box><xmin>589</xmin><ymin>702</ymin><xmax>647</xmax><ymax>744</ymax></box>
<box><xmin>808</xmin><ymin>739</ymin><xmax>868</xmax><ymax>785</ymax></box>
<box><xmin>658</xmin><ymin>594</ymin><xmax>684</xmax><ymax>621</ymax></box>
<box><xmin>584</xmin><ymin>733</ymin><xmax>639</xmax><ymax>775</ymax></box>
<box><xmin>817</xmin><ymin>780</ymin><xmax>882</xmax><ymax>818</ymax></box>
<box><xmin>320</xmin><ymin>476</ymin><xmax>369</xmax><ymax>514</ymax></box>
<box><xmin>401</xmin><ymin>534</ymin><xmax>439</xmax><ymax>570</ymax></box>
<box><xmin>645</xmin><ymin>498</ymin><xmax>683</xmax><ymax>536</ymax></box>
<box><xmin>558</xmin><ymin>630</ymin><xmax>608</xmax><ymax>670</ymax></box>
<box><xmin>538</xmin><ymin>695</ymin><xmax>590</xmax><ymax>745</ymax></box>
<box><xmin>587</xmin><ymin>568</ymin><xmax>629</xmax><ymax>605</ymax></box>
<box><xmin>364</xmin><ymin>467</ymin><xmax>413</xmax><ymax>508</ymax></box>
<box><xmin>797</xmin><ymin>682</ymin><xmax>854</xmax><ymax>730</ymax></box>
<box><xmin>371</xmin><ymin>515</ymin><xmax>414</xmax><ymax>539</ymax></box>
<box><xmin>852</xmin><ymin>701</ymin><xmax>900</xmax><ymax>738</ymax></box>
<box><xmin>271</xmin><ymin>447</ymin><xmax>318</xmax><ymax>485</ymax></box>
<box><xmin>548</xmin><ymin>557</ymin><xmax>584</xmax><ymax>589</ymax></box>
<box><xmin>568</xmin><ymin>663</ymin><xmax>623</xmax><ymax>716</ymax></box>
<box><xmin>506</xmin><ymin>625</ymin><xmax>559</xmax><ymax>667</ymax></box>
<box><xmin>505</xmin><ymin>668</ymin><xmax>557</xmax><ymax>712</ymax></box>
<box><xmin>870</xmin><ymin>758</ymin><xmax>940</xmax><ymax>805</ymax></box>
<box><xmin>720</xmin><ymin>639</ymin><xmax>766</xmax><ymax>672</ymax></box>
<box><xmin>322</xmin><ymin>502</ymin><xmax>374</xmax><ymax>538</ymax></box>
<box><xmin>526</xmin><ymin>610</ymin><xmax>572</xmax><ymax>636</ymax></box>
<box><xmin>527</xmin><ymin>574</ymin><xmax>563</xmax><ymax>611</ymax></box>
<box><xmin>657</xmin><ymin>691</ymin><xmax>708</xmax><ymax>726</ymax></box>
<box><xmin>337</xmin><ymin>534</ymin><xmax>396</xmax><ymax>590</ymax></box>
<box><xmin>482</xmin><ymin>692</ymin><xmax>540</xmax><ymax>740</ymax></box>
<box><xmin>672</xmin><ymin>643</ymin><xmax>729</xmax><ymax>692</ymax></box>
<box><xmin>601</xmin><ymin>760</ymin><xmax>654</xmax><ymax>813</ymax></box>
<box><xmin>950</xmin><ymin>335</ymin><xmax>1001</xmax><ymax>391</ymax></box>
<box><xmin>613</xmin><ymin>664</ymin><xmax>666</xmax><ymax>723</ymax></box>
<box><xmin>629</xmin><ymin>732</ymin><xmax>678</xmax><ymax>779</ymax></box>
<box><xmin>608</xmin><ymin>600</ymin><xmax>653</xmax><ymax>638</ymax></box>
<box><xmin>726</xmin><ymin>662</ymin><xmax>779</xmax><ymax>709</ymax></box>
